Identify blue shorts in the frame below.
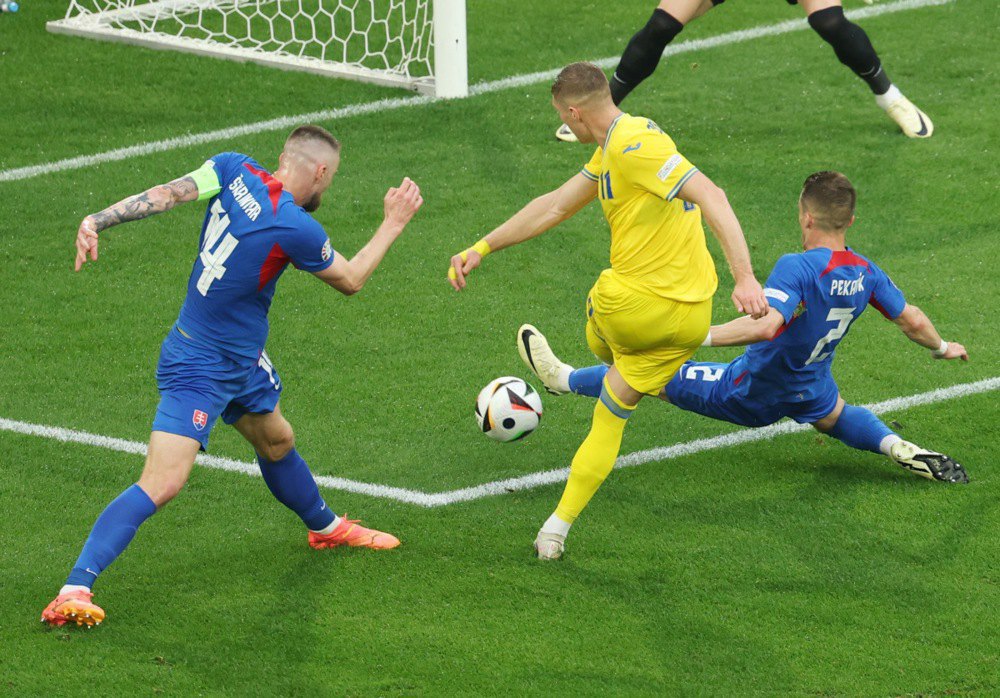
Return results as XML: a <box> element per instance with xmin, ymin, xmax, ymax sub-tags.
<box><xmin>151</xmin><ymin>329</ymin><xmax>282</xmax><ymax>450</ymax></box>
<box><xmin>664</xmin><ymin>356</ymin><xmax>839</xmax><ymax>427</ymax></box>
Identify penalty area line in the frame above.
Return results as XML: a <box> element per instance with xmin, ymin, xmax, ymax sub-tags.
<box><xmin>0</xmin><ymin>0</ymin><xmax>954</xmax><ymax>183</ymax></box>
<box><xmin>0</xmin><ymin>375</ymin><xmax>996</xmax><ymax>508</ymax></box>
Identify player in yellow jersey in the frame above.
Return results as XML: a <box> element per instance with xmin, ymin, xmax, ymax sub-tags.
<box><xmin>448</xmin><ymin>62</ymin><xmax>768</xmax><ymax>559</ymax></box>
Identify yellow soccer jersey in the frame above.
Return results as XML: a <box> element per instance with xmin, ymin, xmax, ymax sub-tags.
<box><xmin>581</xmin><ymin>114</ymin><xmax>718</xmax><ymax>302</ymax></box>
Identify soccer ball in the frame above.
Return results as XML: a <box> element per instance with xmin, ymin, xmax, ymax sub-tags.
<box><xmin>475</xmin><ymin>376</ymin><xmax>543</xmax><ymax>442</ymax></box>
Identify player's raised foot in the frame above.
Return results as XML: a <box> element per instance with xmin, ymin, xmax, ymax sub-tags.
<box><xmin>41</xmin><ymin>589</ymin><xmax>105</xmax><ymax>628</ymax></box>
<box><xmin>555</xmin><ymin>123</ymin><xmax>579</xmax><ymax>143</ymax></box>
<box><xmin>534</xmin><ymin>531</ymin><xmax>565</xmax><ymax>561</ymax></box>
<box><xmin>890</xmin><ymin>441</ymin><xmax>968</xmax><ymax>484</ymax></box>
<box><xmin>884</xmin><ymin>96</ymin><xmax>933</xmax><ymax>138</ymax></box>
<box><xmin>308</xmin><ymin>516</ymin><xmax>401</xmax><ymax>550</ymax></box>
<box><xmin>517</xmin><ymin>324</ymin><xmax>572</xmax><ymax>396</ymax></box>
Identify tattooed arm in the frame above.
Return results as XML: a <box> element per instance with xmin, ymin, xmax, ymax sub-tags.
<box><xmin>74</xmin><ymin>175</ymin><xmax>201</xmax><ymax>272</ymax></box>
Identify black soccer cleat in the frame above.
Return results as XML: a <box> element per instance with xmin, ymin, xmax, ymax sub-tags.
<box><xmin>890</xmin><ymin>441</ymin><xmax>969</xmax><ymax>484</ymax></box>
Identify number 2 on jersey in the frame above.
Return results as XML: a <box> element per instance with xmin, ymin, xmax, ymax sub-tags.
<box><xmin>197</xmin><ymin>199</ymin><xmax>239</xmax><ymax>296</ymax></box>
<box><xmin>805</xmin><ymin>307</ymin><xmax>856</xmax><ymax>365</ymax></box>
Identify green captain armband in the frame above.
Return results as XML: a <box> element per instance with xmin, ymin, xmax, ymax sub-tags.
<box><xmin>189</xmin><ymin>160</ymin><xmax>222</xmax><ymax>201</ymax></box>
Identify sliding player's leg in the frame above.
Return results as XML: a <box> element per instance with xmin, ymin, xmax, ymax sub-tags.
<box><xmin>535</xmin><ymin>366</ymin><xmax>643</xmax><ymax>559</ymax></box>
<box><xmin>798</xmin><ymin>0</ymin><xmax>933</xmax><ymax>137</ymax></box>
<box><xmin>228</xmin><ymin>368</ymin><xmax>400</xmax><ymax>550</ymax></box>
<box><xmin>812</xmin><ymin>395</ymin><xmax>968</xmax><ymax>483</ymax></box>
<box><xmin>41</xmin><ymin>431</ymin><xmax>200</xmax><ymax>627</ymax></box>
<box><xmin>556</xmin><ymin>0</ymin><xmax>717</xmax><ymax>142</ymax></box>
<box><xmin>660</xmin><ymin>358</ymin><xmax>781</xmax><ymax>427</ymax></box>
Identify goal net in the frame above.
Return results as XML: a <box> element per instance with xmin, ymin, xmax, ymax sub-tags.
<box><xmin>47</xmin><ymin>0</ymin><xmax>467</xmax><ymax>97</ymax></box>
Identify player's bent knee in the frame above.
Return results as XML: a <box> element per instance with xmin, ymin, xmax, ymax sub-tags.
<box><xmin>259</xmin><ymin>423</ymin><xmax>295</xmax><ymax>462</ymax></box>
<box><xmin>136</xmin><ymin>473</ymin><xmax>188</xmax><ymax>507</ymax></box>
<box><xmin>807</xmin><ymin>7</ymin><xmax>862</xmax><ymax>51</ymax></box>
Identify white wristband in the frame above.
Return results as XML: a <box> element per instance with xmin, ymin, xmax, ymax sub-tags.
<box><xmin>701</xmin><ymin>330</ymin><xmax>712</xmax><ymax>347</ymax></box>
<box><xmin>932</xmin><ymin>340</ymin><xmax>948</xmax><ymax>358</ymax></box>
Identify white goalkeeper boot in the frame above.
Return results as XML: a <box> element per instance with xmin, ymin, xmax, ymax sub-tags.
<box><xmin>555</xmin><ymin>123</ymin><xmax>579</xmax><ymax>143</ymax></box>
<box><xmin>883</xmin><ymin>95</ymin><xmax>933</xmax><ymax>138</ymax></box>
<box><xmin>517</xmin><ymin>324</ymin><xmax>572</xmax><ymax>396</ymax></box>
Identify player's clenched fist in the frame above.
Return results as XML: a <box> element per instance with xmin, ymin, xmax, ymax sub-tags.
<box><xmin>74</xmin><ymin>216</ymin><xmax>100</xmax><ymax>272</ymax></box>
<box><xmin>383</xmin><ymin>177</ymin><xmax>423</xmax><ymax>231</ymax></box>
<box><xmin>731</xmin><ymin>275</ymin><xmax>768</xmax><ymax>319</ymax></box>
<box><xmin>448</xmin><ymin>239</ymin><xmax>491</xmax><ymax>291</ymax></box>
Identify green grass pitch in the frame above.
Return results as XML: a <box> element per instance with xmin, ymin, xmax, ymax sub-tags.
<box><xmin>1</xmin><ymin>0</ymin><xmax>999</xmax><ymax>694</ymax></box>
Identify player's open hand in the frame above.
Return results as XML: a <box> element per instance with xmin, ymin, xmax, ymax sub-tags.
<box><xmin>383</xmin><ymin>177</ymin><xmax>423</xmax><ymax>231</ymax></box>
<box><xmin>447</xmin><ymin>249</ymin><xmax>482</xmax><ymax>291</ymax></box>
<box><xmin>936</xmin><ymin>341</ymin><xmax>969</xmax><ymax>361</ymax></box>
<box><xmin>732</xmin><ymin>276</ymin><xmax>768</xmax><ymax>319</ymax></box>
<box><xmin>74</xmin><ymin>216</ymin><xmax>99</xmax><ymax>272</ymax></box>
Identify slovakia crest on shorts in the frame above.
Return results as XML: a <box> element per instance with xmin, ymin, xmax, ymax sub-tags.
<box><xmin>192</xmin><ymin>409</ymin><xmax>209</xmax><ymax>431</ymax></box>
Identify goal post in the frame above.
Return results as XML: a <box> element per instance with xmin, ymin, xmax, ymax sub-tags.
<box><xmin>47</xmin><ymin>0</ymin><xmax>468</xmax><ymax>98</ymax></box>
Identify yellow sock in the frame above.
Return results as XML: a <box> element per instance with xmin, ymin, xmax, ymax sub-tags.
<box><xmin>554</xmin><ymin>380</ymin><xmax>635</xmax><ymax>524</ymax></box>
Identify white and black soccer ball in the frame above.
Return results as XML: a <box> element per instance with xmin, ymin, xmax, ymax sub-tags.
<box><xmin>475</xmin><ymin>376</ymin><xmax>543</xmax><ymax>442</ymax></box>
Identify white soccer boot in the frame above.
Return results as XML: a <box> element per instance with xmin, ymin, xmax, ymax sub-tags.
<box><xmin>555</xmin><ymin>123</ymin><xmax>579</xmax><ymax>143</ymax></box>
<box><xmin>517</xmin><ymin>324</ymin><xmax>572</xmax><ymax>396</ymax></box>
<box><xmin>534</xmin><ymin>531</ymin><xmax>566</xmax><ymax>560</ymax></box>
<box><xmin>889</xmin><ymin>440</ymin><xmax>968</xmax><ymax>483</ymax></box>
<box><xmin>884</xmin><ymin>96</ymin><xmax>933</xmax><ymax>138</ymax></box>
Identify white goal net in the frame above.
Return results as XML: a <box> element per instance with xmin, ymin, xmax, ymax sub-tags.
<box><xmin>47</xmin><ymin>0</ymin><xmax>467</xmax><ymax>97</ymax></box>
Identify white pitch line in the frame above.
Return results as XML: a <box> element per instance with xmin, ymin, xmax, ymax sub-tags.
<box><xmin>0</xmin><ymin>417</ymin><xmax>438</xmax><ymax>506</ymax></box>
<box><xmin>0</xmin><ymin>0</ymin><xmax>954</xmax><ymax>183</ymax></box>
<box><xmin>1</xmin><ymin>376</ymin><xmax>996</xmax><ymax>508</ymax></box>
<box><xmin>430</xmin><ymin>376</ymin><xmax>1000</xmax><ymax>505</ymax></box>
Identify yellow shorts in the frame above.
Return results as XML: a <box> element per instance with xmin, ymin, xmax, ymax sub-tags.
<box><xmin>585</xmin><ymin>269</ymin><xmax>712</xmax><ymax>395</ymax></box>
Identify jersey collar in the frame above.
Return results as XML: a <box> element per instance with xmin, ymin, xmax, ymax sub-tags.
<box><xmin>604</xmin><ymin>113</ymin><xmax>626</xmax><ymax>151</ymax></box>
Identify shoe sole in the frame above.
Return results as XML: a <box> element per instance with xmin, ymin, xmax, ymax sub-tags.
<box><xmin>44</xmin><ymin>603</ymin><xmax>104</xmax><ymax>628</ymax></box>
<box><xmin>310</xmin><ymin>537</ymin><xmax>401</xmax><ymax>550</ymax></box>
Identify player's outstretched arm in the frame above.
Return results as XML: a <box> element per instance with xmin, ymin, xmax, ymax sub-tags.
<box><xmin>675</xmin><ymin>172</ymin><xmax>768</xmax><ymax>319</ymax></box>
<box><xmin>313</xmin><ymin>177</ymin><xmax>422</xmax><ymax>296</ymax></box>
<box><xmin>74</xmin><ymin>175</ymin><xmax>202</xmax><ymax>272</ymax></box>
<box><xmin>447</xmin><ymin>172</ymin><xmax>597</xmax><ymax>291</ymax></box>
<box><xmin>892</xmin><ymin>303</ymin><xmax>969</xmax><ymax>360</ymax></box>
<box><xmin>704</xmin><ymin>307</ymin><xmax>785</xmax><ymax>347</ymax></box>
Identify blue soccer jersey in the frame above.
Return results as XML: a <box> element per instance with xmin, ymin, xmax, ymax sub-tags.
<box><xmin>666</xmin><ymin>246</ymin><xmax>907</xmax><ymax>427</ymax></box>
<box><xmin>745</xmin><ymin>247</ymin><xmax>906</xmax><ymax>396</ymax></box>
<box><xmin>175</xmin><ymin>151</ymin><xmax>335</xmax><ymax>360</ymax></box>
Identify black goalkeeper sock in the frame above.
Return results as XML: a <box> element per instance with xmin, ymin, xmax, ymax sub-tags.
<box><xmin>808</xmin><ymin>6</ymin><xmax>892</xmax><ymax>95</ymax></box>
<box><xmin>610</xmin><ymin>9</ymin><xmax>684</xmax><ymax>105</ymax></box>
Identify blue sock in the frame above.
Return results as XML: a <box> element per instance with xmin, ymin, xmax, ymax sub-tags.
<box><xmin>826</xmin><ymin>404</ymin><xmax>895</xmax><ymax>454</ymax></box>
<box><xmin>66</xmin><ymin>484</ymin><xmax>157</xmax><ymax>589</ymax></box>
<box><xmin>258</xmin><ymin>448</ymin><xmax>336</xmax><ymax>531</ymax></box>
<box><xmin>568</xmin><ymin>365</ymin><xmax>609</xmax><ymax>398</ymax></box>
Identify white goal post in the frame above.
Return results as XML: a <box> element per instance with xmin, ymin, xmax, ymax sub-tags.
<box><xmin>47</xmin><ymin>0</ymin><xmax>468</xmax><ymax>98</ymax></box>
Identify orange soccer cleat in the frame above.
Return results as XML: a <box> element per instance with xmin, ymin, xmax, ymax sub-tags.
<box><xmin>308</xmin><ymin>516</ymin><xmax>401</xmax><ymax>550</ymax></box>
<box><xmin>41</xmin><ymin>590</ymin><xmax>105</xmax><ymax>628</ymax></box>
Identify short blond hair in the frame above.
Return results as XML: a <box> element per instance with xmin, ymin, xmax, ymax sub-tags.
<box><xmin>551</xmin><ymin>62</ymin><xmax>611</xmax><ymax>105</ymax></box>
